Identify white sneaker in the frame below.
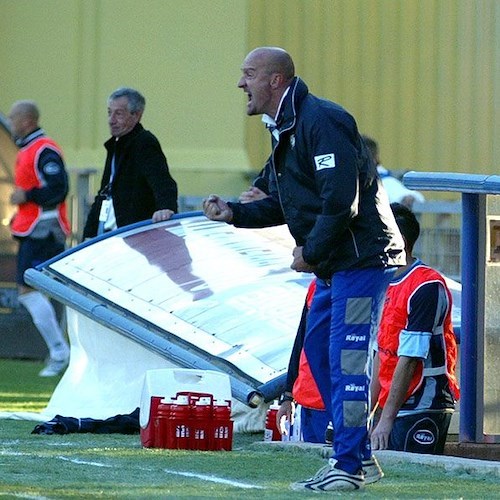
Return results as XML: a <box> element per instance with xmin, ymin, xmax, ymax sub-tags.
<box><xmin>39</xmin><ymin>357</ymin><xmax>69</xmax><ymax>377</ymax></box>
<box><xmin>363</xmin><ymin>455</ymin><xmax>384</xmax><ymax>484</ymax></box>
<box><xmin>290</xmin><ymin>459</ymin><xmax>365</xmax><ymax>492</ymax></box>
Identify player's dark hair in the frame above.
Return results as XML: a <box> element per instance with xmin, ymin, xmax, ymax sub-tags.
<box><xmin>391</xmin><ymin>202</ymin><xmax>420</xmax><ymax>252</ymax></box>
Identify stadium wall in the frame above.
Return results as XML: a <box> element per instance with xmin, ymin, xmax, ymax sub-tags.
<box><xmin>0</xmin><ymin>0</ymin><xmax>498</xmax><ymax>202</ymax></box>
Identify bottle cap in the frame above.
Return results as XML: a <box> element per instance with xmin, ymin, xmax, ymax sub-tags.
<box><xmin>196</xmin><ymin>397</ymin><xmax>212</xmax><ymax>405</ymax></box>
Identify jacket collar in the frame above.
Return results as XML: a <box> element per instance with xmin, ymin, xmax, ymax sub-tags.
<box><xmin>17</xmin><ymin>127</ymin><xmax>44</xmax><ymax>148</ymax></box>
<box><xmin>104</xmin><ymin>122</ymin><xmax>144</xmax><ymax>149</ymax></box>
<box><xmin>275</xmin><ymin>77</ymin><xmax>308</xmax><ymax>133</ymax></box>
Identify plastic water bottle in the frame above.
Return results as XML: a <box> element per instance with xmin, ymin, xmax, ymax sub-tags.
<box><xmin>154</xmin><ymin>397</ymin><xmax>172</xmax><ymax>448</ymax></box>
<box><xmin>169</xmin><ymin>395</ymin><xmax>190</xmax><ymax>449</ymax></box>
<box><xmin>192</xmin><ymin>396</ymin><xmax>212</xmax><ymax>450</ymax></box>
<box><xmin>213</xmin><ymin>399</ymin><xmax>233</xmax><ymax>451</ymax></box>
<box><xmin>264</xmin><ymin>401</ymin><xmax>281</xmax><ymax>441</ymax></box>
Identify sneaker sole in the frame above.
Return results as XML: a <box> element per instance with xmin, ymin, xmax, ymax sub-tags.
<box><xmin>291</xmin><ymin>473</ymin><xmax>365</xmax><ymax>492</ymax></box>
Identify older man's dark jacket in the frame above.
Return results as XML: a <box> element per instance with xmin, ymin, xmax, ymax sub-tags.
<box><xmin>83</xmin><ymin>123</ymin><xmax>178</xmax><ymax>239</ymax></box>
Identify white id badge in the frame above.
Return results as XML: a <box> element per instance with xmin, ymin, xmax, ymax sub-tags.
<box><xmin>99</xmin><ymin>198</ymin><xmax>112</xmax><ymax>222</ymax></box>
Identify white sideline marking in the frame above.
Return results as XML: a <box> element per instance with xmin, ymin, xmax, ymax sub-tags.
<box><xmin>0</xmin><ymin>495</ymin><xmax>49</xmax><ymax>499</ymax></box>
<box><xmin>0</xmin><ymin>450</ymin><xmax>26</xmax><ymax>456</ymax></box>
<box><xmin>1</xmin><ymin>449</ymin><xmax>265</xmax><ymax>489</ymax></box>
<box><xmin>58</xmin><ymin>456</ymin><xmax>112</xmax><ymax>467</ymax></box>
<box><xmin>164</xmin><ymin>469</ymin><xmax>265</xmax><ymax>489</ymax></box>
<box><xmin>0</xmin><ymin>449</ymin><xmax>111</xmax><ymax>468</ymax></box>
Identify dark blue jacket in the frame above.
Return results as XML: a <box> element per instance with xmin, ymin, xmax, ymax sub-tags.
<box><xmin>230</xmin><ymin>77</ymin><xmax>404</xmax><ymax>278</ymax></box>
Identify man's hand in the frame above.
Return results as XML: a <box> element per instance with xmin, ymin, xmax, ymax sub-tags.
<box><xmin>291</xmin><ymin>246</ymin><xmax>316</xmax><ymax>273</ymax></box>
<box><xmin>370</xmin><ymin>355</ymin><xmax>418</xmax><ymax>450</ymax></box>
<box><xmin>238</xmin><ymin>186</ymin><xmax>268</xmax><ymax>204</ymax></box>
<box><xmin>276</xmin><ymin>400</ymin><xmax>295</xmax><ymax>435</ymax></box>
<box><xmin>10</xmin><ymin>188</ymin><xmax>27</xmax><ymax>205</ymax></box>
<box><xmin>202</xmin><ymin>194</ymin><xmax>233</xmax><ymax>222</ymax></box>
<box><xmin>152</xmin><ymin>209</ymin><xmax>174</xmax><ymax>223</ymax></box>
<box><xmin>370</xmin><ymin>416</ymin><xmax>393</xmax><ymax>450</ymax></box>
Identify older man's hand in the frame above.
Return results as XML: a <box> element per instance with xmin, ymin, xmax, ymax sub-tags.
<box><xmin>152</xmin><ymin>209</ymin><xmax>174</xmax><ymax>223</ymax></box>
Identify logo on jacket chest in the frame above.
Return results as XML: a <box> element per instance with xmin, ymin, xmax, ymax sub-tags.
<box><xmin>290</xmin><ymin>134</ymin><xmax>295</xmax><ymax>149</ymax></box>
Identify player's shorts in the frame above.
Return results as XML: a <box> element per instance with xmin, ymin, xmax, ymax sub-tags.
<box><xmin>16</xmin><ymin>234</ymin><xmax>65</xmax><ymax>285</ymax></box>
<box><xmin>389</xmin><ymin>412</ymin><xmax>452</xmax><ymax>454</ymax></box>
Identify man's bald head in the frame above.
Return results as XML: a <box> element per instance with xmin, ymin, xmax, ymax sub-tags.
<box><xmin>10</xmin><ymin>100</ymin><xmax>40</xmax><ymax>121</ymax></box>
<box><xmin>238</xmin><ymin>47</ymin><xmax>296</xmax><ymax>117</ymax></box>
<box><xmin>246</xmin><ymin>47</ymin><xmax>295</xmax><ymax>82</ymax></box>
<box><xmin>8</xmin><ymin>100</ymin><xmax>40</xmax><ymax>139</ymax></box>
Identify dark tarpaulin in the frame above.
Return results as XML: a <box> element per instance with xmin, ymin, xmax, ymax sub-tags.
<box><xmin>32</xmin><ymin>408</ymin><xmax>139</xmax><ymax>435</ymax></box>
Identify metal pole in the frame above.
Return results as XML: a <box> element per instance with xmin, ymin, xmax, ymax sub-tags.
<box><xmin>460</xmin><ymin>193</ymin><xmax>485</xmax><ymax>442</ymax></box>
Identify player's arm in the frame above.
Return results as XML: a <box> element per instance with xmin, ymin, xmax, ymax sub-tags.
<box><xmin>370</xmin><ymin>355</ymin><xmax>419</xmax><ymax>450</ymax></box>
<box><xmin>24</xmin><ymin>148</ymin><xmax>68</xmax><ymax>207</ymax></box>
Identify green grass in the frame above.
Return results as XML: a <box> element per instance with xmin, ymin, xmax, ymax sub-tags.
<box><xmin>0</xmin><ymin>360</ymin><xmax>499</xmax><ymax>498</ymax></box>
<box><xmin>0</xmin><ymin>358</ymin><xmax>58</xmax><ymax>412</ymax></box>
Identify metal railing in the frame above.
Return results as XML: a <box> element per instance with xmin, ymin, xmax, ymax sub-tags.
<box><xmin>412</xmin><ymin>200</ymin><xmax>462</xmax><ymax>282</ymax></box>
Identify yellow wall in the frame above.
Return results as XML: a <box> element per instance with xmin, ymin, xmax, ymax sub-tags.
<box><xmin>246</xmin><ymin>0</ymin><xmax>500</xmax><ymax>177</ymax></box>
<box><xmin>1</xmin><ymin>0</ymin><xmax>499</xmax><ymax>200</ymax></box>
<box><xmin>0</xmin><ymin>0</ymin><xmax>250</xmax><ymax>196</ymax></box>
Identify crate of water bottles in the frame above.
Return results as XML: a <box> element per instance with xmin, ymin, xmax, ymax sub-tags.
<box><xmin>154</xmin><ymin>391</ymin><xmax>233</xmax><ymax>451</ymax></box>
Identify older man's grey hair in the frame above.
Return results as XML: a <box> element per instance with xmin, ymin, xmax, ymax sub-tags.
<box><xmin>108</xmin><ymin>87</ymin><xmax>146</xmax><ymax>114</ymax></box>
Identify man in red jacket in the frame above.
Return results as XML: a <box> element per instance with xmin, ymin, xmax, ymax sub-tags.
<box><xmin>9</xmin><ymin>100</ymin><xmax>70</xmax><ymax>377</ymax></box>
<box><xmin>370</xmin><ymin>203</ymin><xmax>460</xmax><ymax>454</ymax></box>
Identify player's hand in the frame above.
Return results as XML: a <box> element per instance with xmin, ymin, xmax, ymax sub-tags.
<box><xmin>202</xmin><ymin>194</ymin><xmax>233</xmax><ymax>222</ymax></box>
<box><xmin>370</xmin><ymin>418</ymin><xmax>392</xmax><ymax>450</ymax></box>
<box><xmin>291</xmin><ymin>246</ymin><xmax>316</xmax><ymax>273</ymax></box>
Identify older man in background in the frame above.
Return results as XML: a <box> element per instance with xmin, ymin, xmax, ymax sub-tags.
<box><xmin>84</xmin><ymin>87</ymin><xmax>178</xmax><ymax>237</ymax></box>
